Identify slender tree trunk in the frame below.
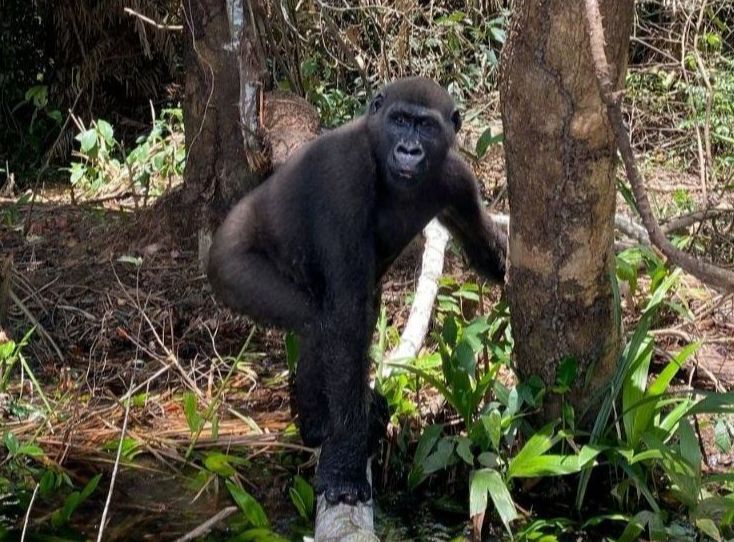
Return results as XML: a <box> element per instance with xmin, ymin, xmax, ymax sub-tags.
<box><xmin>500</xmin><ymin>0</ymin><xmax>634</xmax><ymax>419</ymax></box>
<box><xmin>181</xmin><ymin>0</ymin><xmax>264</xmax><ymax>267</ymax></box>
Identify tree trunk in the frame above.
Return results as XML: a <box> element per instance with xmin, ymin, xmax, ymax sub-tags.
<box><xmin>500</xmin><ymin>0</ymin><xmax>634</xmax><ymax>419</ymax></box>
<box><xmin>181</xmin><ymin>0</ymin><xmax>265</xmax><ymax>267</ymax></box>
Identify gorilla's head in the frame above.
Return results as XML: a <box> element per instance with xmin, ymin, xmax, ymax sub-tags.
<box><xmin>367</xmin><ymin>77</ymin><xmax>461</xmax><ymax>190</ymax></box>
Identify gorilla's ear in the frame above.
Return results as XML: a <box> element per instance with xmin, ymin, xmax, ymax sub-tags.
<box><xmin>451</xmin><ymin>110</ymin><xmax>462</xmax><ymax>133</ymax></box>
<box><xmin>369</xmin><ymin>93</ymin><xmax>384</xmax><ymax>115</ymax></box>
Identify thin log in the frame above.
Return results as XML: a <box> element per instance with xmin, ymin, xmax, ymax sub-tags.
<box><xmin>583</xmin><ymin>0</ymin><xmax>734</xmax><ymax>292</ymax></box>
<box><xmin>383</xmin><ymin>219</ymin><xmax>450</xmax><ymax>374</ymax></box>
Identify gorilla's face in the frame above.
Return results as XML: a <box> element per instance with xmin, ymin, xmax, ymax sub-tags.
<box><xmin>367</xmin><ymin>79</ymin><xmax>461</xmax><ymax>191</ymax></box>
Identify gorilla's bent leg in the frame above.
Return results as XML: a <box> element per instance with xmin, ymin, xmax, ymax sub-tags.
<box><xmin>294</xmin><ymin>334</ymin><xmax>329</xmax><ymax>447</ymax></box>
<box><xmin>208</xmin><ymin>249</ymin><xmax>314</xmax><ymax>333</ymax></box>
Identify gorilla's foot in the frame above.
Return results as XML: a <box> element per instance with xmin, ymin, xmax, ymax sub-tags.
<box><xmin>314</xmin><ymin>437</ymin><xmax>371</xmax><ymax>505</ymax></box>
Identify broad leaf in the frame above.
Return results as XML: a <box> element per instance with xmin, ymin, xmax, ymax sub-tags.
<box><xmin>469</xmin><ymin>468</ymin><xmax>517</xmax><ymax>534</ymax></box>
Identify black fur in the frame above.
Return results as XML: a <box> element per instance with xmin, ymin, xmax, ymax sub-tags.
<box><xmin>207</xmin><ymin>77</ymin><xmax>507</xmax><ymax>505</ymax></box>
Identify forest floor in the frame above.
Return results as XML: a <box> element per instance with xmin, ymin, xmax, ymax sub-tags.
<box><xmin>1</xmin><ymin>151</ymin><xmax>733</xmax><ymax>540</ymax></box>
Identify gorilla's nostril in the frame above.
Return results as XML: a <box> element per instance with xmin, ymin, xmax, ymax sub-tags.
<box><xmin>396</xmin><ymin>143</ymin><xmax>423</xmax><ymax>158</ymax></box>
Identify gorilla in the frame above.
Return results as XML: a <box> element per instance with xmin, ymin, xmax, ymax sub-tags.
<box><xmin>207</xmin><ymin>77</ymin><xmax>507</xmax><ymax>505</ymax></box>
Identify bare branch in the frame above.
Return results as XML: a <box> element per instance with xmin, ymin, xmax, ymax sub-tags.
<box><xmin>123</xmin><ymin>7</ymin><xmax>183</xmax><ymax>31</ymax></box>
<box><xmin>583</xmin><ymin>0</ymin><xmax>734</xmax><ymax>292</ymax></box>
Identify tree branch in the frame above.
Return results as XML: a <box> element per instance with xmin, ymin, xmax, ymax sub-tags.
<box><xmin>583</xmin><ymin>0</ymin><xmax>734</xmax><ymax>292</ymax></box>
<box><xmin>382</xmin><ymin>219</ymin><xmax>450</xmax><ymax>374</ymax></box>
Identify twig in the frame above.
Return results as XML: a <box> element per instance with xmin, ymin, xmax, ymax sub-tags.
<box><xmin>10</xmin><ymin>290</ymin><xmax>64</xmax><ymax>361</ymax></box>
<box><xmin>583</xmin><ymin>0</ymin><xmax>734</xmax><ymax>292</ymax></box>
<box><xmin>692</xmin><ymin>1</ymin><xmax>714</xmax><ymax>189</ymax></box>
<box><xmin>174</xmin><ymin>506</ymin><xmax>239</xmax><ymax>542</ymax></box>
<box><xmin>96</xmin><ymin>371</ymin><xmax>135</xmax><ymax>542</ymax></box>
<box><xmin>663</xmin><ymin>208</ymin><xmax>734</xmax><ymax>234</ymax></box>
<box><xmin>20</xmin><ymin>483</ymin><xmax>40</xmax><ymax>542</ymax></box>
<box><xmin>123</xmin><ymin>7</ymin><xmax>183</xmax><ymax>31</ymax></box>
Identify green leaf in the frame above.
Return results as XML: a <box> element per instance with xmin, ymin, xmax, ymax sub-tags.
<box><xmin>648</xmin><ymin>342</ymin><xmax>699</xmax><ymax>396</ymax></box>
<box><xmin>621</xmin><ymin>338</ymin><xmax>654</xmax><ymax>447</ymax></box>
<box><xmin>16</xmin><ymin>443</ymin><xmax>44</xmax><ymax>457</ymax></box>
<box><xmin>442</xmin><ymin>316</ymin><xmax>458</xmax><ymax>346</ymax></box>
<box><xmin>39</xmin><ymin>470</ymin><xmax>58</xmax><ymax>496</ymax></box>
<box><xmin>695</xmin><ymin>518</ymin><xmax>721</xmax><ymax>542</ymax></box>
<box><xmin>183</xmin><ymin>392</ymin><xmax>203</xmax><ymax>433</ymax></box>
<box><xmin>414</xmin><ymin>424</ymin><xmax>442</xmax><ymax>465</ymax></box>
<box><xmin>289</xmin><ymin>475</ymin><xmax>314</xmax><ymax>520</ymax></box>
<box><xmin>47</xmin><ymin>110</ymin><xmax>62</xmax><ymax>124</ymax></box>
<box><xmin>489</xmin><ymin>26</ymin><xmax>506</xmax><ymax>44</ymax></box>
<box><xmin>476</xmin><ymin>452</ymin><xmax>499</xmax><ymax>468</ymax></box>
<box><xmin>462</xmin><ymin>316</ymin><xmax>490</xmax><ymax>351</ymax></box>
<box><xmin>508</xmin><ymin>423</ymin><xmax>558</xmax><ymax>479</ymax></box>
<box><xmin>204</xmin><ymin>452</ymin><xmax>236</xmax><ymax>477</ymax></box>
<box><xmin>456</xmin><ymin>436</ymin><xmax>474</xmax><ymax>466</ymax></box>
<box><xmin>102</xmin><ymin>437</ymin><xmax>141</xmax><ymax>459</ymax></box>
<box><xmin>677</xmin><ymin>419</ymin><xmax>701</xmax><ymax>476</ymax></box>
<box><xmin>0</xmin><ymin>340</ymin><xmax>15</xmax><ymax>360</ymax></box>
<box><xmin>687</xmin><ymin>391</ymin><xmax>734</xmax><ymax>415</ymax></box>
<box><xmin>469</xmin><ymin>468</ymin><xmax>518</xmax><ymax>534</ymax></box>
<box><xmin>510</xmin><ymin>430</ymin><xmax>600</xmax><ymax>479</ymax></box>
<box><xmin>96</xmin><ymin>119</ymin><xmax>114</xmax><ymax>145</ymax></box>
<box><xmin>289</xmin><ymin>487</ymin><xmax>307</xmax><ymax>519</ymax></box>
<box><xmin>69</xmin><ymin>162</ymin><xmax>86</xmax><ymax>185</ymax></box>
<box><xmin>703</xmin><ymin>32</ymin><xmax>722</xmax><ymax>49</ymax></box>
<box><xmin>421</xmin><ymin>437</ymin><xmax>456</xmax><ymax>475</ymax></box>
<box><xmin>714</xmin><ymin>419</ymin><xmax>732</xmax><ymax>453</ymax></box>
<box><xmin>485</xmin><ymin>409</ymin><xmax>502</xmax><ymax>451</ymax></box>
<box><xmin>78</xmin><ymin>129</ymin><xmax>97</xmax><ymax>153</ymax></box>
<box><xmin>475</xmin><ymin>127</ymin><xmax>504</xmax><ymax>158</ymax></box>
<box><xmin>454</xmin><ymin>340</ymin><xmax>476</xmax><ymax>374</ymax></box>
<box><xmin>79</xmin><ymin>473</ymin><xmax>102</xmax><ymax>502</ymax></box>
<box><xmin>553</xmin><ymin>356</ymin><xmax>577</xmax><ymax>394</ymax></box>
<box><xmin>226</xmin><ymin>481</ymin><xmax>269</xmax><ymax>528</ymax></box>
<box><xmin>25</xmin><ymin>85</ymin><xmax>47</xmax><ymax>104</ymax></box>
<box><xmin>3</xmin><ymin>432</ymin><xmax>19</xmax><ymax>454</ymax></box>
<box><xmin>435</xmin><ymin>11</ymin><xmax>466</xmax><ymax>25</ymax></box>
<box><xmin>408</xmin><ymin>424</ymin><xmax>444</xmax><ymax>489</ymax></box>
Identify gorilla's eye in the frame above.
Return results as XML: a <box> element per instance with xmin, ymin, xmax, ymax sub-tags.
<box><xmin>418</xmin><ymin>118</ymin><xmax>439</xmax><ymax>137</ymax></box>
<box><xmin>393</xmin><ymin>113</ymin><xmax>411</xmax><ymax>127</ymax></box>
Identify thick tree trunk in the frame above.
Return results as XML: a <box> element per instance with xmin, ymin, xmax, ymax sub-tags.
<box><xmin>500</xmin><ymin>0</ymin><xmax>634</xmax><ymax>419</ymax></box>
<box><xmin>181</xmin><ymin>0</ymin><xmax>264</xmax><ymax>266</ymax></box>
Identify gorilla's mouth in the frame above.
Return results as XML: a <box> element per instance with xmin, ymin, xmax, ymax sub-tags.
<box><xmin>388</xmin><ymin>161</ymin><xmax>423</xmax><ymax>183</ymax></box>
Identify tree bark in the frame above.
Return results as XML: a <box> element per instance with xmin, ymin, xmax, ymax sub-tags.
<box><xmin>181</xmin><ymin>0</ymin><xmax>265</xmax><ymax>266</ymax></box>
<box><xmin>500</xmin><ymin>0</ymin><xmax>634</xmax><ymax>419</ymax></box>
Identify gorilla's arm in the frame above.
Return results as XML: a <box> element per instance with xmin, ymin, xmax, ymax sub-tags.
<box><xmin>439</xmin><ymin>155</ymin><xmax>507</xmax><ymax>283</ymax></box>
